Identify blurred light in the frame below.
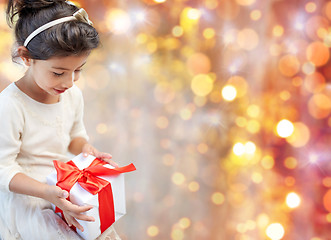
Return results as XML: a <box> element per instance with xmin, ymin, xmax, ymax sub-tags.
<box><xmin>109</xmin><ymin>62</ymin><xmax>126</xmax><ymax>75</ymax></box>
<box><xmin>269</xmin><ymin>43</ymin><xmax>282</xmax><ymax>56</ymax></box>
<box><xmin>96</xmin><ymin>123</ymin><xmax>108</xmax><ymax>134</ymax></box>
<box><xmin>162</xmin><ymin>154</ymin><xmax>175</xmax><ymax>166</ymax></box>
<box><xmin>106</xmin><ymin>8</ymin><xmax>132</xmax><ymax>34</ymax></box>
<box><xmin>326</xmin><ymin>1</ymin><xmax>331</xmax><ymax>20</ymax></box>
<box><xmin>304</xmin><ymin>72</ymin><xmax>326</xmax><ymax>93</ymax></box>
<box><xmin>172</xmin><ymin>26</ymin><xmax>184</xmax><ymax>37</ymax></box>
<box><xmin>273</xmin><ymin>25</ymin><xmax>284</xmax><ymax>37</ymax></box>
<box><xmin>154</xmin><ymin>82</ymin><xmax>175</xmax><ymax>104</ymax></box>
<box><xmin>284</xmin><ymin>176</ymin><xmax>296</xmax><ymax>187</ymax></box>
<box><xmin>147</xmin><ymin>225</ymin><xmax>159</xmax><ymax>237</ymax></box>
<box><xmin>156</xmin><ymin>116</ymin><xmax>169</xmax><ymax>129</ymax></box>
<box><xmin>211</xmin><ymin>192</ymin><xmax>225</xmax><ymax>205</ymax></box>
<box><xmin>178</xmin><ymin>218</ymin><xmax>191</xmax><ymax>229</ymax></box>
<box><xmin>205</xmin><ymin>0</ymin><xmax>218</xmax><ymax>9</ymax></box>
<box><xmin>251</xmin><ymin>172</ymin><xmax>263</xmax><ymax>183</ymax></box>
<box><xmin>306</xmin><ymin>41</ymin><xmax>330</xmax><ymax>67</ymax></box>
<box><xmin>308</xmin><ymin>93</ymin><xmax>331</xmax><ymax>119</ymax></box>
<box><xmin>187</xmin><ymin>53</ymin><xmax>211</xmax><ymax>75</ymax></box>
<box><xmin>154</xmin><ymin>0</ymin><xmax>166</xmax><ymax>3</ymax></box>
<box><xmin>305</xmin><ymin>2</ymin><xmax>317</xmax><ymax>13</ymax></box>
<box><xmin>191</xmin><ymin>74</ymin><xmax>214</xmax><ymax>96</ymax></box>
<box><xmin>236</xmin><ymin>0</ymin><xmax>256</xmax><ymax>6</ymax></box>
<box><xmin>286</xmin><ymin>192</ymin><xmax>301</xmax><ymax>208</ymax></box>
<box><xmin>187</xmin><ymin>8</ymin><xmax>201</xmax><ymax>20</ymax></box>
<box><xmin>246</xmin><ymin>120</ymin><xmax>260</xmax><ymax>133</ymax></box>
<box><xmin>327</xmin><ymin>214</ymin><xmax>331</xmax><ymax>223</ymax></box>
<box><xmin>188</xmin><ymin>181</ymin><xmax>200</xmax><ymax>192</ymax></box>
<box><xmin>292</xmin><ymin>76</ymin><xmax>303</xmax><ymax>87</ymax></box>
<box><xmin>279</xmin><ymin>91</ymin><xmax>291</xmax><ymax>101</ymax></box>
<box><xmin>172</xmin><ymin>172</ymin><xmax>186</xmax><ymax>185</ymax></box>
<box><xmin>233</xmin><ymin>143</ymin><xmax>245</xmax><ymax>156</ymax></box>
<box><xmin>180</xmin><ymin>108</ymin><xmax>192</xmax><ymax>120</ymax></box>
<box><xmin>261</xmin><ymin>155</ymin><xmax>274</xmax><ymax>169</ymax></box>
<box><xmin>171</xmin><ymin>228</ymin><xmax>184</xmax><ymax>240</ymax></box>
<box><xmin>278</xmin><ymin>54</ymin><xmax>300</xmax><ymax>77</ymax></box>
<box><xmin>276</xmin><ymin>119</ymin><xmax>294</xmax><ymax>138</ymax></box>
<box><xmin>323</xmin><ymin>189</ymin><xmax>331</xmax><ymax>212</ymax></box>
<box><xmin>136</xmin><ymin>33</ymin><xmax>148</xmax><ymax>44</ymax></box>
<box><xmin>266</xmin><ymin>223</ymin><xmax>285</xmax><ymax>240</ymax></box>
<box><xmin>284</xmin><ymin>157</ymin><xmax>298</xmax><ymax>169</ymax></box>
<box><xmin>222</xmin><ymin>85</ymin><xmax>237</xmax><ymax>101</ymax></box>
<box><xmin>247</xmin><ymin>104</ymin><xmax>260</xmax><ymax>118</ymax></box>
<box><xmin>197</xmin><ymin>143</ymin><xmax>208</xmax><ymax>154</ymax></box>
<box><xmin>131</xmin><ymin>10</ymin><xmax>146</xmax><ymax>22</ymax></box>
<box><xmin>309</xmin><ymin>154</ymin><xmax>318</xmax><ymax>164</ymax></box>
<box><xmin>223</xmin><ymin>28</ymin><xmax>238</xmax><ymax>45</ymax></box>
<box><xmin>286</xmin><ymin>122</ymin><xmax>310</xmax><ymax>147</ymax></box>
<box><xmin>257</xmin><ymin>213</ymin><xmax>269</xmax><ymax>228</ymax></box>
<box><xmin>236</xmin><ymin>117</ymin><xmax>247</xmax><ymax>127</ymax></box>
<box><xmin>227</xmin><ymin>75</ymin><xmax>248</xmax><ymax>97</ymax></box>
<box><xmin>302</xmin><ymin>61</ymin><xmax>316</xmax><ymax>75</ymax></box>
<box><xmin>245</xmin><ymin>141</ymin><xmax>256</xmax><ymax>154</ymax></box>
<box><xmin>294</xmin><ymin>21</ymin><xmax>305</xmax><ymax>30</ymax></box>
<box><xmin>250</xmin><ymin>10</ymin><xmax>261</xmax><ymax>21</ymax></box>
<box><xmin>322</xmin><ymin>177</ymin><xmax>331</xmax><ymax>188</ymax></box>
<box><xmin>203</xmin><ymin>28</ymin><xmax>215</xmax><ymax>39</ymax></box>
<box><xmin>229</xmin><ymin>64</ymin><xmax>238</xmax><ymax>74</ymax></box>
<box><xmin>237</xmin><ymin>28</ymin><xmax>259</xmax><ymax>50</ymax></box>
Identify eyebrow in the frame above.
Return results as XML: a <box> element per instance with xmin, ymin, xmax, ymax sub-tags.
<box><xmin>52</xmin><ymin>62</ymin><xmax>87</xmax><ymax>71</ymax></box>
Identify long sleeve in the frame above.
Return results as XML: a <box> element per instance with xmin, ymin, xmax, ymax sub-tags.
<box><xmin>0</xmin><ymin>97</ymin><xmax>24</xmax><ymax>192</ymax></box>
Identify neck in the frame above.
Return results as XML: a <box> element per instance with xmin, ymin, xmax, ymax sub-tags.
<box><xmin>16</xmin><ymin>73</ymin><xmax>59</xmax><ymax>104</ymax></box>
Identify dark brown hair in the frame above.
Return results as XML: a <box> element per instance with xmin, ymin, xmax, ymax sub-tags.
<box><xmin>6</xmin><ymin>0</ymin><xmax>99</xmax><ymax>60</ymax></box>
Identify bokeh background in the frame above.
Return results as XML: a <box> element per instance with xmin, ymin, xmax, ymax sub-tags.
<box><xmin>1</xmin><ymin>0</ymin><xmax>331</xmax><ymax>239</ymax></box>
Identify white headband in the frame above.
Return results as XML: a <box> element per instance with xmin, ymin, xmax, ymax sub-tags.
<box><xmin>24</xmin><ymin>8</ymin><xmax>93</xmax><ymax>47</ymax></box>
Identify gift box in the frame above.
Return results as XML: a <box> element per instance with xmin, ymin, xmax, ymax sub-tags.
<box><xmin>46</xmin><ymin>153</ymin><xmax>136</xmax><ymax>240</ymax></box>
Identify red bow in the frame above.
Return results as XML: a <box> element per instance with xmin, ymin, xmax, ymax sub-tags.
<box><xmin>53</xmin><ymin>158</ymin><xmax>136</xmax><ymax>233</ymax></box>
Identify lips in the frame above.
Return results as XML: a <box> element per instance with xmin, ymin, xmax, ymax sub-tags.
<box><xmin>54</xmin><ymin>88</ymin><xmax>66</xmax><ymax>94</ymax></box>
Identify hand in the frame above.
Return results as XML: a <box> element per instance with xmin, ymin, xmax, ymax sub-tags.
<box><xmin>82</xmin><ymin>143</ymin><xmax>119</xmax><ymax>168</ymax></box>
<box><xmin>45</xmin><ymin>185</ymin><xmax>95</xmax><ymax>232</ymax></box>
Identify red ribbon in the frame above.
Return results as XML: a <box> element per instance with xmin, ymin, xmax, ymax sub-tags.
<box><xmin>53</xmin><ymin>158</ymin><xmax>136</xmax><ymax>233</ymax></box>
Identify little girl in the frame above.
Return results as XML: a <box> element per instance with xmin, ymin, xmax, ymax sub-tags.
<box><xmin>0</xmin><ymin>0</ymin><xmax>121</xmax><ymax>239</ymax></box>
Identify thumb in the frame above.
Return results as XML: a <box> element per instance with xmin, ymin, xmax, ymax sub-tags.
<box><xmin>58</xmin><ymin>189</ymin><xmax>69</xmax><ymax>198</ymax></box>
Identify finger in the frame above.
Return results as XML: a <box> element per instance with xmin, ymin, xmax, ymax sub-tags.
<box><xmin>64</xmin><ymin>201</ymin><xmax>94</xmax><ymax>214</ymax></box>
<box><xmin>102</xmin><ymin>159</ymin><xmax>118</xmax><ymax>168</ymax></box>
<box><xmin>70</xmin><ymin>217</ymin><xmax>84</xmax><ymax>232</ymax></box>
<box><xmin>55</xmin><ymin>186</ymin><xmax>69</xmax><ymax>199</ymax></box>
<box><xmin>97</xmin><ymin>152</ymin><xmax>112</xmax><ymax>159</ymax></box>
<box><xmin>63</xmin><ymin>213</ymin><xmax>73</xmax><ymax>227</ymax></box>
<box><xmin>82</xmin><ymin>145</ymin><xmax>93</xmax><ymax>157</ymax></box>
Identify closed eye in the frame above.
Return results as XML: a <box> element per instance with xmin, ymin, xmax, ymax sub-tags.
<box><xmin>53</xmin><ymin>72</ymin><xmax>64</xmax><ymax>77</ymax></box>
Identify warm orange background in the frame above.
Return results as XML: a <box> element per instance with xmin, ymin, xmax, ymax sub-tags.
<box><xmin>1</xmin><ymin>0</ymin><xmax>331</xmax><ymax>239</ymax></box>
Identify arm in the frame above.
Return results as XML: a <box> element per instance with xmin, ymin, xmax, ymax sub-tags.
<box><xmin>9</xmin><ymin>173</ymin><xmax>94</xmax><ymax>232</ymax></box>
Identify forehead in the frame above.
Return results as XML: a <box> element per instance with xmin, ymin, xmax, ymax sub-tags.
<box><xmin>39</xmin><ymin>54</ymin><xmax>89</xmax><ymax>69</ymax></box>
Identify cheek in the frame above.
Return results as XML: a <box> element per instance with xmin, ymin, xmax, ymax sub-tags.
<box><xmin>73</xmin><ymin>72</ymin><xmax>81</xmax><ymax>82</ymax></box>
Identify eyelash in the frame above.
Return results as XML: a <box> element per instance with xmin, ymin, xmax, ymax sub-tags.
<box><xmin>52</xmin><ymin>70</ymin><xmax>82</xmax><ymax>77</ymax></box>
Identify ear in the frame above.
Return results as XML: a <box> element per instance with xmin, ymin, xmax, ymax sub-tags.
<box><xmin>17</xmin><ymin>46</ymin><xmax>32</xmax><ymax>66</ymax></box>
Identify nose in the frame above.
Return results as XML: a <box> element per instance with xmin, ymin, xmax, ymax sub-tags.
<box><xmin>63</xmin><ymin>72</ymin><xmax>75</xmax><ymax>89</ymax></box>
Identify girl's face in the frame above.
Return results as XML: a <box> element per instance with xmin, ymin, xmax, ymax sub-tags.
<box><xmin>28</xmin><ymin>54</ymin><xmax>89</xmax><ymax>96</ymax></box>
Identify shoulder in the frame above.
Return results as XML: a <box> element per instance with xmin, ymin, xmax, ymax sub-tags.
<box><xmin>0</xmin><ymin>83</ymin><xmax>24</xmax><ymax>119</ymax></box>
<box><xmin>0</xmin><ymin>83</ymin><xmax>22</xmax><ymax>109</ymax></box>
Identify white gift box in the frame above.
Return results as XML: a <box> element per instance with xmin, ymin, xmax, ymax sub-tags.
<box><xmin>46</xmin><ymin>154</ymin><xmax>127</xmax><ymax>240</ymax></box>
